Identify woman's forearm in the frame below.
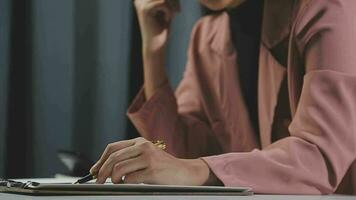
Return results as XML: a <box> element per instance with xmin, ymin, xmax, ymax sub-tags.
<box><xmin>134</xmin><ymin>0</ymin><xmax>175</xmax><ymax>100</ymax></box>
<box><xmin>143</xmin><ymin>48</ymin><xmax>169</xmax><ymax>100</ymax></box>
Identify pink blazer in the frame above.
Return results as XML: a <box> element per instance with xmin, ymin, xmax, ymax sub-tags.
<box><xmin>128</xmin><ymin>0</ymin><xmax>356</xmax><ymax>194</ymax></box>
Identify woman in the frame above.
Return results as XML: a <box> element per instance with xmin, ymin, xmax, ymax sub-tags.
<box><xmin>90</xmin><ymin>0</ymin><xmax>356</xmax><ymax>194</ymax></box>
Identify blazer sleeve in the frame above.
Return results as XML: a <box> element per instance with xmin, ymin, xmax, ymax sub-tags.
<box><xmin>202</xmin><ymin>0</ymin><xmax>356</xmax><ymax>194</ymax></box>
<box><xmin>127</xmin><ymin>18</ymin><xmax>221</xmax><ymax>159</ymax></box>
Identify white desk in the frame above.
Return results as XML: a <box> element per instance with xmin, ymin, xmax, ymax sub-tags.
<box><xmin>0</xmin><ymin>193</ymin><xmax>355</xmax><ymax>200</ymax></box>
<box><xmin>1</xmin><ymin>178</ymin><xmax>354</xmax><ymax>200</ymax></box>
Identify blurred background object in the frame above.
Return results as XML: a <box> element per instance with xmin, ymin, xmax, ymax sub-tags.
<box><xmin>0</xmin><ymin>0</ymin><xmax>202</xmax><ymax>178</ymax></box>
<box><xmin>57</xmin><ymin>150</ymin><xmax>94</xmax><ymax>177</ymax></box>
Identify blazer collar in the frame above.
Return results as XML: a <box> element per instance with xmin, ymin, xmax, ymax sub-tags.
<box><xmin>209</xmin><ymin>12</ymin><xmax>235</xmax><ymax>55</ymax></box>
<box><xmin>262</xmin><ymin>0</ymin><xmax>296</xmax><ymax>49</ymax></box>
<box><xmin>209</xmin><ymin>0</ymin><xmax>296</xmax><ymax>52</ymax></box>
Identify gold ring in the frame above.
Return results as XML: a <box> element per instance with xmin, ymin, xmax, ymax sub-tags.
<box><xmin>153</xmin><ymin>140</ymin><xmax>166</xmax><ymax>150</ymax></box>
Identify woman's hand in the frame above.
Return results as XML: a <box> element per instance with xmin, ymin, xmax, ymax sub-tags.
<box><xmin>134</xmin><ymin>0</ymin><xmax>178</xmax><ymax>99</ymax></box>
<box><xmin>134</xmin><ymin>0</ymin><xmax>178</xmax><ymax>54</ymax></box>
<box><xmin>90</xmin><ymin>137</ymin><xmax>215</xmax><ymax>185</ymax></box>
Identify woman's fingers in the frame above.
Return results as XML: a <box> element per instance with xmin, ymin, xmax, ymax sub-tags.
<box><xmin>134</xmin><ymin>0</ymin><xmax>176</xmax><ymax>56</ymax></box>
<box><xmin>166</xmin><ymin>0</ymin><xmax>180</xmax><ymax>12</ymax></box>
<box><xmin>153</xmin><ymin>5</ymin><xmax>172</xmax><ymax>24</ymax></box>
<box><xmin>135</xmin><ymin>0</ymin><xmax>165</xmax><ymax>13</ymax></box>
<box><xmin>111</xmin><ymin>156</ymin><xmax>149</xmax><ymax>184</ymax></box>
<box><xmin>123</xmin><ymin>169</ymin><xmax>149</xmax><ymax>184</ymax></box>
<box><xmin>90</xmin><ymin>139</ymin><xmax>135</xmax><ymax>175</ymax></box>
<box><xmin>139</xmin><ymin>0</ymin><xmax>173</xmax><ymax>22</ymax></box>
<box><xmin>96</xmin><ymin>144</ymin><xmax>143</xmax><ymax>183</ymax></box>
<box><xmin>135</xmin><ymin>0</ymin><xmax>175</xmax><ymax>26</ymax></box>
<box><xmin>92</xmin><ymin>137</ymin><xmax>210</xmax><ymax>186</ymax></box>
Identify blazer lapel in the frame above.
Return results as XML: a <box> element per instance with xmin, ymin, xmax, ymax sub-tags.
<box><xmin>258</xmin><ymin>0</ymin><xmax>295</xmax><ymax>147</ymax></box>
<box><xmin>209</xmin><ymin>12</ymin><xmax>235</xmax><ymax>55</ymax></box>
<box><xmin>208</xmin><ymin>2</ymin><xmax>297</xmax><ymax>148</ymax></box>
<box><xmin>262</xmin><ymin>0</ymin><xmax>295</xmax><ymax>49</ymax></box>
<box><xmin>287</xmin><ymin>0</ymin><xmax>312</xmax><ymax>116</ymax></box>
<box><xmin>258</xmin><ymin>45</ymin><xmax>287</xmax><ymax>148</ymax></box>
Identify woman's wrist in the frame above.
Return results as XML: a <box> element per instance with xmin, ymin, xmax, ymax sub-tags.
<box><xmin>198</xmin><ymin>158</ymin><xmax>223</xmax><ymax>186</ymax></box>
<box><xmin>142</xmin><ymin>44</ymin><xmax>166</xmax><ymax>59</ymax></box>
<box><xmin>181</xmin><ymin>158</ymin><xmax>223</xmax><ymax>186</ymax></box>
<box><xmin>142</xmin><ymin>46</ymin><xmax>168</xmax><ymax>99</ymax></box>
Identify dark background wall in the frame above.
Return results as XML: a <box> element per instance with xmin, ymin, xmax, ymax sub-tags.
<box><xmin>0</xmin><ymin>0</ymin><xmax>11</xmax><ymax>177</ymax></box>
<box><xmin>0</xmin><ymin>0</ymin><xmax>202</xmax><ymax>178</ymax></box>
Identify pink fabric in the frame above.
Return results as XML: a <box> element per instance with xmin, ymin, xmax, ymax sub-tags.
<box><xmin>127</xmin><ymin>0</ymin><xmax>356</xmax><ymax>194</ymax></box>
